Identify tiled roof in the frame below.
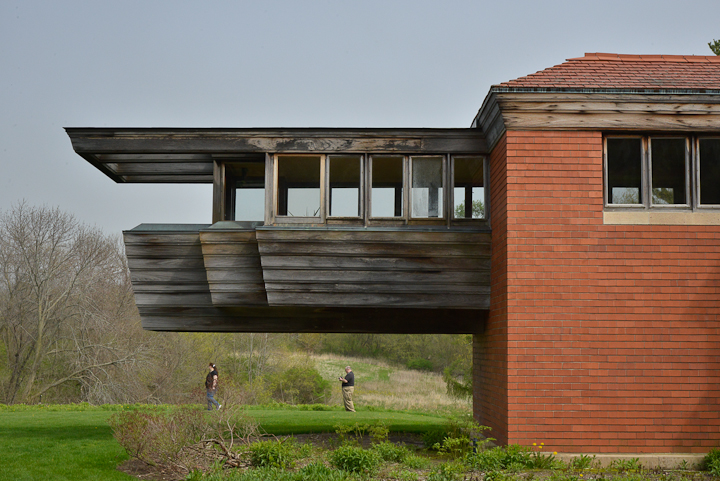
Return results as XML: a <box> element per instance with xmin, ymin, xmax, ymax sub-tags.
<box><xmin>497</xmin><ymin>53</ymin><xmax>720</xmax><ymax>91</ymax></box>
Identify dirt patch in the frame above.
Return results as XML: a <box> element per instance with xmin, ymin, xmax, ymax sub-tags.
<box><xmin>117</xmin><ymin>458</ymin><xmax>185</xmax><ymax>481</ymax></box>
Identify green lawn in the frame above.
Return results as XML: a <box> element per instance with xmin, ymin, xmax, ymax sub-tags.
<box><xmin>0</xmin><ymin>410</ymin><xmax>132</xmax><ymax>481</ymax></box>
<box><xmin>245</xmin><ymin>407</ymin><xmax>448</xmax><ymax>435</ymax></box>
<box><xmin>0</xmin><ymin>405</ymin><xmax>449</xmax><ymax>480</ymax></box>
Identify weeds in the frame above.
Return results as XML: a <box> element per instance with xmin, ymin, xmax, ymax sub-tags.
<box><xmin>610</xmin><ymin>458</ymin><xmax>643</xmax><ymax>473</ymax></box>
<box><xmin>705</xmin><ymin>449</ymin><xmax>720</xmax><ymax>476</ymax></box>
<box><xmin>569</xmin><ymin>454</ymin><xmax>598</xmax><ymax>471</ymax></box>
<box><xmin>246</xmin><ymin>438</ymin><xmax>309</xmax><ymax>469</ymax></box>
<box><xmin>329</xmin><ymin>444</ymin><xmax>382</xmax><ymax>474</ymax></box>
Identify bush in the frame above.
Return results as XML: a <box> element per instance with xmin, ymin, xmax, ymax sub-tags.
<box><xmin>329</xmin><ymin>445</ymin><xmax>382</xmax><ymax>474</ymax></box>
<box><xmin>266</xmin><ymin>365</ymin><xmax>331</xmax><ymax>405</ymax></box>
<box><xmin>406</xmin><ymin>358</ymin><xmax>433</xmax><ymax>371</ymax></box>
<box><xmin>465</xmin><ymin>446</ymin><xmax>506</xmax><ymax>471</ymax></box>
<box><xmin>247</xmin><ymin>439</ymin><xmax>308</xmax><ymax>469</ymax></box>
<box><xmin>372</xmin><ymin>440</ymin><xmax>409</xmax><ymax>462</ymax></box>
<box><xmin>108</xmin><ymin>407</ymin><xmax>207</xmax><ymax>472</ymax></box>
<box><xmin>433</xmin><ymin>435</ymin><xmax>472</xmax><ymax>458</ymax></box>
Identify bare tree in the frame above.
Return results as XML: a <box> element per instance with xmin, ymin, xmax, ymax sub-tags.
<box><xmin>0</xmin><ymin>202</ymin><xmax>143</xmax><ymax>404</ymax></box>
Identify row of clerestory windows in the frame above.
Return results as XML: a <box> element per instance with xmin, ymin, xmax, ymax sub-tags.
<box><xmin>226</xmin><ymin>154</ymin><xmax>487</xmax><ymax>226</ymax></box>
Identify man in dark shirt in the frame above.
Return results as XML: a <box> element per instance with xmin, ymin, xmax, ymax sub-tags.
<box><xmin>339</xmin><ymin>366</ymin><xmax>356</xmax><ymax>412</ymax></box>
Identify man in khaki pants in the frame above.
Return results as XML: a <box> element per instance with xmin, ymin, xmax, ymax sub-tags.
<box><xmin>339</xmin><ymin>366</ymin><xmax>355</xmax><ymax>412</ymax></box>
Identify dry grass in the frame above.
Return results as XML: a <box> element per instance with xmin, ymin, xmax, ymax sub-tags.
<box><xmin>312</xmin><ymin>353</ymin><xmax>471</xmax><ymax>415</ymax></box>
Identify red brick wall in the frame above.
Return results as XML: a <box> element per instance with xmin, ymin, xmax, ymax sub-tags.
<box><xmin>498</xmin><ymin>130</ymin><xmax>720</xmax><ymax>453</ymax></box>
<box><xmin>475</xmin><ymin>134</ymin><xmax>509</xmax><ymax>445</ymax></box>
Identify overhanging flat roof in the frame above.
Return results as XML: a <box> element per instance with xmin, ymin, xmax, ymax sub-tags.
<box><xmin>66</xmin><ymin>128</ymin><xmax>488</xmax><ymax>183</ymax></box>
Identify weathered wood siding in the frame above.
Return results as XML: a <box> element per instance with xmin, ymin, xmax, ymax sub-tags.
<box><xmin>198</xmin><ymin>228</ymin><xmax>268</xmax><ymax>306</ymax></box>
<box><xmin>124</xmin><ymin>226</ymin><xmax>214</xmax><ymax>308</ymax></box>
<box><xmin>137</xmin><ymin>306</ymin><xmax>486</xmax><ymax>333</ymax></box>
<box><xmin>256</xmin><ymin>229</ymin><xmax>491</xmax><ymax>308</ymax></box>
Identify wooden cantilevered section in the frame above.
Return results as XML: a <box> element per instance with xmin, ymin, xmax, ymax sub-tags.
<box><xmin>68</xmin><ymin>128</ymin><xmax>491</xmax><ymax>334</ymax></box>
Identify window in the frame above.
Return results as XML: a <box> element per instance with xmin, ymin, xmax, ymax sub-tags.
<box><xmin>328</xmin><ymin>155</ymin><xmax>362</xmax><ymax>217</ymax></box>
<box><xmin>276</xmin><ymin>155</ymin><xmax>322</xmax><ymax>218</ymax></box>
<box><xmin>411</xmin><ymin>156</ymin><xmax>444</xmax><ymax>218</ymax></box>
<box><xmin>650</xmin><ymin>138</ymin><xmax>688</xmax><ymax>206</ymax></box>
<box><xmin>452</xmin><ymin>156</ymin><xmax>485</xmax><ymax>219</ymax></box>
<box><xmin>606</xmin><ymin>137</ymin><xmax>642</xmax><ymax>205</ymax></box>
<box><xmin>370</xmin><ymin>155</ymin><xmax>404</xmax><ymax>218</ymax></box>
<box><xmin>224</xmin><ymin>160</ymin><xmax>266</xmax><ymax>222</ymax></box>
<box><xmin>605</xmin><ymin>134</ymin><xmax>719</xmax><ymax>210</ymax></box>
<box><xmin>699</xmin><ymin>138</ymin><xmax>720</xmax><ymax>206</ymax></box>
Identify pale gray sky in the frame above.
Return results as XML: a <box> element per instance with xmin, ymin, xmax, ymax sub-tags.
<box><xmin>2</xmin><ymin>0</ymin><xmax>719</xmax><ymax>234</ymax></box>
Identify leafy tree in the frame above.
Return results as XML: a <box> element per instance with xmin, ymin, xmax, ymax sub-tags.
<box><xmin>454</xmin><ymin>199</ymin><xmax>485</xmax><ymax>218</ymax></box>
<box><xmin>709</xmin><ymin>39</ymin><xmax>720</xmax><ymax>55</ymax></box>
<box><xmin>0</xmin><ymin>202</ymin><xmax>141</xmax><ymax>403</ymax></box>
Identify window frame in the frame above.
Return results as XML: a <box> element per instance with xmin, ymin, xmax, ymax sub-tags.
<box><xmin>409</xmin><ymin>155</ymin><xmax>447</xmax><ymax>221</ymax></box>
<box><xmin>368</xmin><ymin>154</ymin><xmax>408</xmax><ymax>223</ymax></box>
<box><xmin>696</xmin><ymin>136</ymin><xmax>720</xmax><ymax>210</ymax></box>
<box><xmin>648</xmin><ymin>136</ymin><xmax>691</xmax><ymax>209</ymax></box>
<box><xmin>272</xmin><ymin>153</ymin><xmax>326</xmax><ymax>224</ymax></box>
<box><xmin>450</xmin><ymin>155</ymin><xmax>488</xmax><ymax>221</ymax></box>
<box><xmin>603</xmin><ymin>135</ymin><xmax>647</xmax><ymax>209</ymax></box>
<box><xmin>325</xmin><ymin>153</ymin><xmax>365</xmax><ymax>221</ymax></box>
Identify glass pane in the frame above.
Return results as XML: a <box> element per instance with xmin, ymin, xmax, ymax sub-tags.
<box><xmin>277</xmin><ymin>155</ymin><xmax>321</xmax><ymax>217</ymax></box>
<box><xmin>228</xmin><ymin>161</ymin><xmax>265</xmax><ymax>222</ymax></box>
<box><xmin>453</xmin><ymin>156</ymin><xmax>484</xmax><ymax>219</ymax></box>
<box><xmin>235</xmin><ymin>188</ymin><xmax>265</xmax><ymax>221</ymax></box>
<box><xmin>412</xmin><ymin>156</ymin><xmax>444</xmax><ymax>218</ymax></box>
<box><xmin>607</xmin><ymin>138</ymin><xmax>642</xmax><ymax>205</ymax></box>
<box><xmin>329</xmin><ymin>155</ymin><xmax>361</xmax><ymax>217</ymax></box>
<box><xmin>700</xmin><ymin>139</ymin><xmax>720</xmax><ymax>205</ymax></box>
<box><xmin>371</xmin><ymin>156</ymin><xmax>403</xmax><ymax>217</ymax></box>
<box><xmin>650</xmin><ymin>138</ymin><xmax>686</xmax><ymax>205</ymax></box>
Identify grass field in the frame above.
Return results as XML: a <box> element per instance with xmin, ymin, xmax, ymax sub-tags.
<box><xmin>313</xmin><ymin>353</ymin><xmax>471</xmax><ymax>415</ymax></box>
<box><xmin>0</xmin><ymin>409</ymin><xmax>132</xmax><ymax>481</ymax></box>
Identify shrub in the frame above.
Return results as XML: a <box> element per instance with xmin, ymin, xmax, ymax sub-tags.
<box><xmin>110</xmin><ymin>405</ymin><xmax>259</xmax><ymax>475</ymax></box>
<box><xmin>372</xmin><ymin>440</ymin><xmax>409</xmax><ymax>462</ymax></box>
<box><xmin>247</xmin><ymin>439</ymin><xmax>307</xmax><ymax>469</ymax></box>
<box><xmin>329</xmin><ymin>445</ymin><xmax>382</xmax><ymax>474</ymax></box>
<box><xmin>434</xmin><ymin>435</ymin><xmax>472</xmax><ymax>458</ymax></box>
<box><xmin>108</xmin><ymin>407</ymin><xmax>207</xmax><ymax>472</ymax></box>
<box><xmin>266</xmin><ymin>365</ymin><xmax>331</xmax><ymax>405</ymax></box>
<box><xmin>425</xmin><ymin>417</ymin><xmax>492</xmax><ymax>455</ymax></box>
<box><xmin>465</xmin><ymin>446</ymin><xmax>506</xmax><ymax>471</ymax></box>
<box><xmin>706</xmin><ymin>448</ymin><xmax>720</xmax><ymax>475</ymax></box>
<box><xmin>334</xmin><ymin>420</ymin><xmax>388</xmax><ymax>446</ymax></box>
<box><xmin>406</xmin><ymin>358</ymin><xmax>433</xmax><ymax>371</ymax></box>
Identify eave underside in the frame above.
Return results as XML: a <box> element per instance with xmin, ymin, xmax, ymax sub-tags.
<box><xmin>66</xmin><ymin>128</ymin><xmax>488</xmax><ymax>183</ymax></box>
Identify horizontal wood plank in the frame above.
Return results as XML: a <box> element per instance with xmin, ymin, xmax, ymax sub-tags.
<box><xmin>260</xmin><ymin>255</ymin><xmax>491</xmax><ymax>270</ymax></box>
<box><xmin>137</xmin><ymin>306</ymin><xmax>486</xmax><ymax>333</ymax></box>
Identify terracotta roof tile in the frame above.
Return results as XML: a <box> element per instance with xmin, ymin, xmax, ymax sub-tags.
<box><xmin>498</xmin><ymin>53</ymin><xmax>720</xmax><ymax>90</ymax></box>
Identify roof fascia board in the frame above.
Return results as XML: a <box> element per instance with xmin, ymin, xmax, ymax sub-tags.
<box><xmin>65</xmin><ymin>127</ymin><xmax>487</xmax><ymax>154</ymax></box>
<box><xmin>474</xmin><ymin>89</ymin><xmax>720</xmax><ymax>142</ymax></box>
